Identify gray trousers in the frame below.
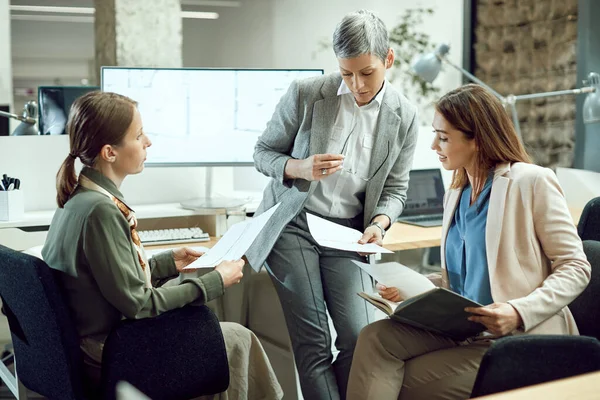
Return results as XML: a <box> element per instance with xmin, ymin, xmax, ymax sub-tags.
<box><xmin>265</xmin><ymin>211</ymin><xmax>373</xmax><ymax>400</ymax></box>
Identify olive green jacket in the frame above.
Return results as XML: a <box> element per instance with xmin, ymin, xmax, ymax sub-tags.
<box><xmin>42</xmin><ymin>167</ymin><xmax>223</xmax><ymax>341</ymax></box>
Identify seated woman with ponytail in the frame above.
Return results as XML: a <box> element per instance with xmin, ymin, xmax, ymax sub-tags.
<box><xmin>42</xmin><ymin>91</ymin><xmax>282</xmax><ymax>400</ymax></box>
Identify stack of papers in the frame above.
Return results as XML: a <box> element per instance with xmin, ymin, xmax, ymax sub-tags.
<box><xmin>184</xmin><ymin>203</ymin><xmax>280</xmax><ymax>271</ymax></box>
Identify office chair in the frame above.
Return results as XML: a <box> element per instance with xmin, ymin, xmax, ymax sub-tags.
<box><xmin>0</xmin><ymin>244</ymin><xmax>230</xmax><ymax>400</ymax></box>
<box><xmin>578</xmin><ymin>197</ymin><xmax>600</xmax><ymax>242</ymax></box>
<box><xmin>470</xmin><ymin>240</ymin><xmax>600</xmax><ymax>398</ymax></box>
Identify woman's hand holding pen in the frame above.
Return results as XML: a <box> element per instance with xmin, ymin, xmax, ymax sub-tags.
<box><xmin>465</xmin><ymin>303</ymin><xmax>523</xmax><ymax>336</ymax></box>
<box><xmin>285</xmin><ymin>154</ymin><xmax>344</xmax><ymax>181</ymax></box>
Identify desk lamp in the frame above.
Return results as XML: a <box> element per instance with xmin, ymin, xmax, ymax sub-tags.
<box><xmin>412</xmin><ymin>44</ymin><xmax>600</xmax><ymax>137</ymax></box>
<box><xmin>0</xmin><ymin>101</ymin><xmax>38</xmax><ymax>136</ymax></box>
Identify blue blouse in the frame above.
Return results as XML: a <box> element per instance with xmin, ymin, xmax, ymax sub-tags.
<box><xmin>445</xmin><ymin>174</ymin><xmax>494</xmax><ymax>305</ymax></box>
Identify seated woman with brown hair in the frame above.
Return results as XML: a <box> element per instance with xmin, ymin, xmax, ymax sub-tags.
<box><xmin>42</xmin><ymin>91</ymin><xmax>283</xmax><ymax>400</ymax></box>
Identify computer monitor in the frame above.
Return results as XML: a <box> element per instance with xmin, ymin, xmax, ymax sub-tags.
<box><xmin>37</xmin><ymin>86</ymin><xmax>100</xmax><ymax>135</ymax></box>
<box><xmin>100</xmin><ymin>67</ymin><xmax>324</xmax><ymax>166</ymax></box>
<box><xmin>402</xmin><ymin>169</ymin><xmax>445</xmax><ymax>216</ymax></box>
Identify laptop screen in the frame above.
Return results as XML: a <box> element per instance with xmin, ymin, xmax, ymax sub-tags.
<box><xmin>402</xmin><ymin>169</ymin><xmax>445</xmax><ymax>216</ymax></box>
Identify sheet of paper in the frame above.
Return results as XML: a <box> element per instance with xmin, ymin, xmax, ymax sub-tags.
<box><xmin>306</xmin><ymin>213</ymin><xmax>393</xmax><ymax>254</ymax></box>
<box><xmin>184</xmin><ymin>203</ymin><xmax>281</xmax><ymax>270</ymax></box>
<box><xmin>145</xmin><ymin>246</ymin><xmax>211</xmax><ymax>261</ymax></box>
<box><xmin>352</xmin><ymin>260</ymin><xmax>435</xmax><ymax>299</ymax></box>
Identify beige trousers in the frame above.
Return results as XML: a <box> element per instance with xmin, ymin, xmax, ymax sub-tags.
<box><xmin>197</xmin><ymin>322</ymin><xmax>283</xmax><ymax>400</ymax></box>
<box><xmin>347</xmin><ymin>319</ymin><xmax>492</xmax><ymax>400</ymax></box>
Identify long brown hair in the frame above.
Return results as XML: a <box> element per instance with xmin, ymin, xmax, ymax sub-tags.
<box><xmin>56</xmin><ymin>91</ymin><xmax>137</xmax><ymax>208</ymax></box>
<box><xmin>435</xmin><ymin>84</ymin><xmax>531</xmax><ymax>199</ymax></box>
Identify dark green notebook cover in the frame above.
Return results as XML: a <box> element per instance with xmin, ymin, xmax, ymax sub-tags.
<box><xmin>389</xmin><ymin>287</ymin><xmax>487</xmax><ymax>341</ymax></box>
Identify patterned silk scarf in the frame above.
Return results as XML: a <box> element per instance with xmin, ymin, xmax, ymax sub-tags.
<box><xmin>79</xmin><ymin>175</ymin><xmax>152</xmax><ymax>288</ymax></box>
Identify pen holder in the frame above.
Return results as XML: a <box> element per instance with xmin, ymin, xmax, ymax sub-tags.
<box><xmin>0</xmin><ymin>190</ymin><xmax>24</xmax><ymax>221</ymax></box>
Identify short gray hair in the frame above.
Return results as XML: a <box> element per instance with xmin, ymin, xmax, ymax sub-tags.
<box><xmin>332</xmin><ymin>10</ymin><xmax>389</xmax><ymax>63</ymax></box>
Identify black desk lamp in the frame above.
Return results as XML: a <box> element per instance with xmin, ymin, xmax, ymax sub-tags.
<box><xmin>0</xmin><ymin>101</ymin><xmax>39</xmax><ymax>136</ymax></box>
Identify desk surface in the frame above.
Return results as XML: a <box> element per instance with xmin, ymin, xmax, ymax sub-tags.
<box><xmin>0</xmin><ymin>203</ymin><xmax>229</xmax><ymax>229</ymax></box>
<box><xmin>473</xmin><ymin>370</ymin><xmax>600</xmax><ymax>399</ymax></box>
<box><xmin>144</xmin><ymin>207</ymin><xmax>583</xmax><ymax>253</ymax></box>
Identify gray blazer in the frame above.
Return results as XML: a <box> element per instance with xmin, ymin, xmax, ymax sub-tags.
<box><xmin>247</xmin><ymin>73</ymin><xmax>418</xmax><ymax>270</ymax></box>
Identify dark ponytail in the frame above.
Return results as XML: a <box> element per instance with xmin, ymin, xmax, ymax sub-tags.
<box><xmin>55</xmin><ymin>91</ymin><xmax>137</xmax><ymax>208</ymax></box>
<box><xmin>56</xmin><ymin>154</ymin><xmax>78</xmax><ymax>208</ymax></box>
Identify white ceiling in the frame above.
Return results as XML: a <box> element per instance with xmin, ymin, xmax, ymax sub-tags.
<box><xmin>9</xmin><ymin>0</ymin><xmax>241</xmax><ymax>8</ymax></box>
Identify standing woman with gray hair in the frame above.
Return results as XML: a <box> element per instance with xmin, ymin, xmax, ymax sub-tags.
<box><xmin>250</xmin><ymin>9</ymin><xmax>419</xmax><ymax>399</ymax></box>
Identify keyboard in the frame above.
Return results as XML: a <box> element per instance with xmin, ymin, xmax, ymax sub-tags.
<box><xmin>138</xmin><ymin>227</ymin><xmax>210</xmax><ymax>246</ymax></box>
<box><xmin>403</xmin><ymin>214</ymin><xmax>443</xmax><ymax>223</ymax></box>
<box><xmin>397</xmin><ymin>214</ymin><xmax>444</xmax><ymax>227</ymax></box>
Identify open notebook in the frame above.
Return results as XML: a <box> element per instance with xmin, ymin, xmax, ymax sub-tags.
<box><xmin>353</xmin><ymin>261</ymin><xmax>486</xmax><ymax>341</ymax></box>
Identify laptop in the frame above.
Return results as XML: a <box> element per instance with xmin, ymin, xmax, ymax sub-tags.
<box><xmin>397</xmin><ymin>169</ymin><xmax>445</xmax><ymax>227</ymax></box>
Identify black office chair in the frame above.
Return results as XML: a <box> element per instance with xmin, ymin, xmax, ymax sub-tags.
<box><xmin>470</xmin><ymin>240</ymin><xmax>600</xmax><ymax>398</ymax></box>
<box><xmin>578</xmin><ymin>197</ymin><xmax>600</xmax><ymax>242</ymax></box>
<box><xmin>569</xmin><ymin>240</ymin><xmax>600</xmax><ymax>339</ymax></box>
<box><xmin>0</xmin><ymin>244</ymin><xmax>230</xmax><ymax>400</ymax></box>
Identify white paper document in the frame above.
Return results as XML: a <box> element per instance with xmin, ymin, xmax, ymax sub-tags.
<box><xmin>352</xmin><ymin>260</ymin><xmax>435</xmax><ymax>299</ymax></box>
<box><xmin>145</xmin><ymin>246</ymin><xmax>211</xmax><ymax>261</ymax></box>
<box><xmin>306</xmin><ymin>213</ymin><xmax>393</xmax><ymax>254</ymax></box>
<box><xmin>183</xmin><ymin>203</ymin><xmax>281</xmax><ymax>271</ymax></box>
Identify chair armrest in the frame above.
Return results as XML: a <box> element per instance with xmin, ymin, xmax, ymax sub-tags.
<box><xmin>470</xmin><ymin>335</ymin><xmax>600</xmax><ymax>398</ymax></box>
<box><xmin>101</xmin><ymin>305</ymin><xmax>229</xmax><ymax>400</ymax></box>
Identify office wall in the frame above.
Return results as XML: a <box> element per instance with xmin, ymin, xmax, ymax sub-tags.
<box><xmin>7</xmin><ymin>0</ymin><xmax>463</xmax><ymax>212</ymax></box>
<box><xmin>0</xmin><ymin>0</ymin><xmax>14</xmax><ymax>133</ymax></box>
<box><xmin>182</xmin><ymin>0</ymin><xmax>274</xmax><ymax>69</ymax></box>
<box><xmin>270</xmin><ymin>0</ymin><xmax>465</xmax><ymax>125</ymax></box>
<box><xmin>11</xmin><ymin>12</ymin><xmax>95</xmax><ymax>113</ymax></box>
<box><xmin>0</xmin><ymin>135</ymin><xmax>236</xmax><ymax>211</ymax></box>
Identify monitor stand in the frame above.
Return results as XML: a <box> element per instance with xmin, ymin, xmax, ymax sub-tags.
<box><xmin>179</xmin><ymin>167</ymin><xmax>249</xmax><ymax>210</ymax></box>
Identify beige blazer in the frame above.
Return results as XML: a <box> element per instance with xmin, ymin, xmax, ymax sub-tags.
<box><xmin>439</xmin><ymin>162</ymin><xmax>591</xmax><ymax>335</ymax></box>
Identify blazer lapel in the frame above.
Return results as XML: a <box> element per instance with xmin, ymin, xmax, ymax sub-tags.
<box><xmin>367</xmin><ymin>104</ymin><xmax>398</xmax><ymax>179</ymax></box>
<box><xmin>486</xmin><ymin>163</ymin><xmax>511</xmax><ymax>280</ymax></box>
<box><xmin>310</xmin><ymin>79</ymin><xmax>341</xmax><ymax>156</ymax></box>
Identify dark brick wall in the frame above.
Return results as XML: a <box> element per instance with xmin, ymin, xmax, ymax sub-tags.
<box><xmin>474</xmin><ymin>0</ymin><xmax>578</xmax><ymax>168</ymax></box>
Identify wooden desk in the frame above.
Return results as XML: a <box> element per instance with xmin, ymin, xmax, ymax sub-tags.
<box><xmin>383</xmin><ymin>207</ymin><xmax>583</xmax><ymax>252</ymax></box>
<box><xmin>0</xmin><ymin>204</ymin><xmax>229</xmax><ymax>251</ymax></box>
<box><xmin>473</xmin><ymin>370</ymin><xmax>600</xmax><ymax>399</ymax></box>
<box><xmin>383</xmin><ymin>223</ymin><xmax>442</xmax><ymax>251</ymax></box>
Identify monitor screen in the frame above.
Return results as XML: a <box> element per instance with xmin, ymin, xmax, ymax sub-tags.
<box><xmin>101</xmin><ymin>67</ymin><xmax>324</xmax><ymax>166</ymax></box>
<box><xmin>38</xmin><ymin>86</ymin><xmax>100</xmax><ymax>135</ymax></box>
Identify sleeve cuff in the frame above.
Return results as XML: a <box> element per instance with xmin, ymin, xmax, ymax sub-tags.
<box><xmin>278</xmin><ymin>155</ymin><xmax>294</xmax><ymax>186</ymax></box>
<box><xmin>506</xmin><ymin>299</ymin><xmax>530</xmax><ymax>331</ymax></box>
<box><xmin>182</xmin><ymin>270</ymin><xmax>224</xmax><ymax>303</ymax></box>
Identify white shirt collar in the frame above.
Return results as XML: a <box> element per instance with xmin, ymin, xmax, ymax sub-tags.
<box><xmin>337</xmin><ymin>79</ymin><xmax>387</xmax><ymax>106</ymax></box>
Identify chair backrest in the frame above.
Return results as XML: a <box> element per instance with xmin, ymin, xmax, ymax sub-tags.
<box><xmin>0</xmin><ymin>245</ymin><xmax>86</xmax><ymax>400</ymax></box>
<box><xmin>578</xmin><ymin>197</ymin><xmax>600</xmax><ymax>241</ymax></box>
<box><xmin>101</xmin><ymin>304</ymin><xmax>230</xmax><ymax>400</ymax></box>
<box><xmin>570</xmin><ymin>240</ymin><xmax>600</xmax><ymax>339</ymax></box>
<box><xmin>470</xmin><ymin>335</ymin><xmax>600</xmax><ymax>398</ymax></box>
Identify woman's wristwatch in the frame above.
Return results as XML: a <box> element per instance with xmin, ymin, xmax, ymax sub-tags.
<box><xmin>368</xmin><ymin>221</ymin><xmax>386</xmax><ymax>238</ymax></box>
